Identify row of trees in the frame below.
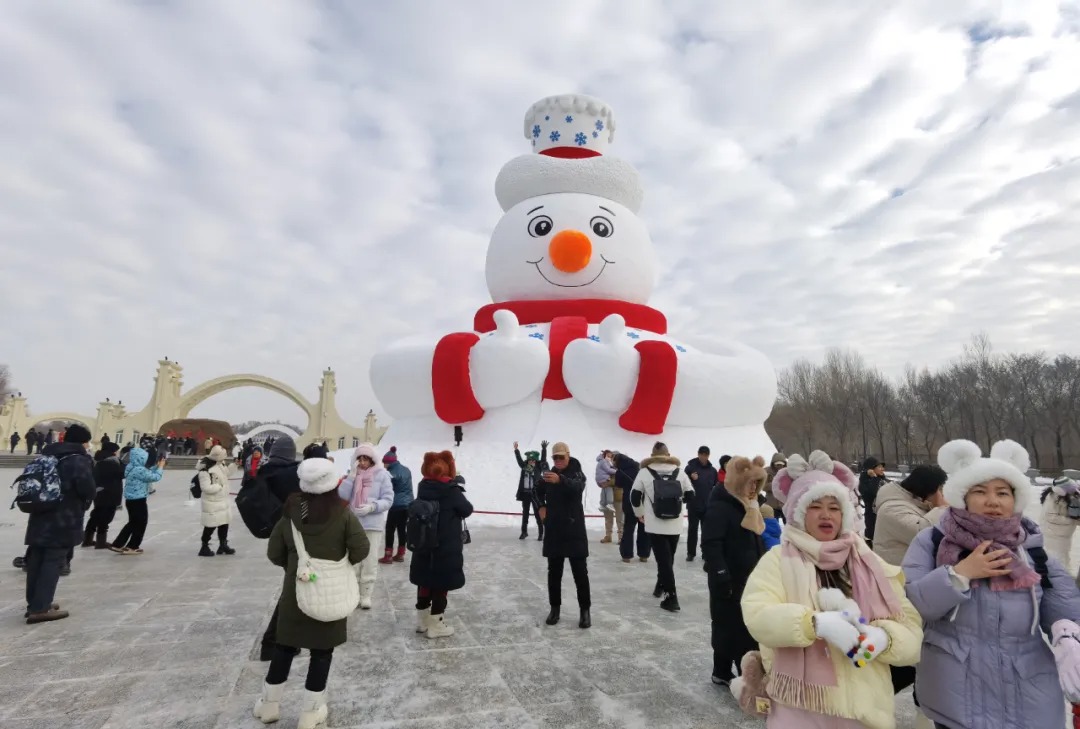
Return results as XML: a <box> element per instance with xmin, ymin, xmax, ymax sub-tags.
<box><xmin>765</xmin><ymin>335</ymin><xmax>1080</xmax><ymax>472</ymax></box>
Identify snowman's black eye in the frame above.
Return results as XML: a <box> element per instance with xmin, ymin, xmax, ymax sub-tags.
<box><xmin>528</xmin><ymin>215</ymin><xmax>554</xmax><ymax>237</ymax></box>
<box><xmin>590</xmin><ymin>216</ymin><xmax>614</xmax><ymax>238</ymax></box>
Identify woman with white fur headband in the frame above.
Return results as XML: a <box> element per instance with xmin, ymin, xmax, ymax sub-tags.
<box><xmin>902</xmin><ymin>439</ymin><xmax>1080</xmax><ymax>729</ymax></box>
<box><xmin>738</xmin><ymin>451</ymin><xmax>923</xmax><ymax>728</ymax></box>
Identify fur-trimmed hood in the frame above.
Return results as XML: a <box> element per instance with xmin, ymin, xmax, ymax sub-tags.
<box><xmin>640</xmin><ymin>454</ymin><xmax>681</xmax><ymax>469</ymax></box>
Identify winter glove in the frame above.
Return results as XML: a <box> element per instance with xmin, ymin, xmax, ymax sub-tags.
<box><xmin>682</xmin><ymin>490</ymin><xmax>694</xmax><ymax>504</ymax></box>
<box><xmin>1051</xmin><ymin>619</ymin><xmax>1080</xmax><ymax>702</ymax></box>
<box><xmin>813</xmin><ymin>611</ymin><xmax>861</xmax><ymax>654</ymax></box>
<box><xmin>849</xmin><ymin>623</ymin><xmax>890</xmax><ymax>667</ymax></box>
<box><xmin>355</xmin><ymin>504</ymin><xmax>376</xmax><ymax>516</ymax></box>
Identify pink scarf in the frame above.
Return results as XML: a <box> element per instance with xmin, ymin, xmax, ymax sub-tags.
<box><xmin>770</xmin><ymin>526</ymin><xmax>903</xmax><ymax>716</ymax></box>
<box><xmin>349</xmin><ymin>465</ymin><xmax>381</xmax><ymax>510</ymax></box>
<box><xmin>936</xmin><ymin>508</ymin><xmax>1040</xmax><ymax>592</ymax></box>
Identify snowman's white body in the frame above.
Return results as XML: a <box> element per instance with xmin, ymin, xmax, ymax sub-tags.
<box><xmin>369</xmin><ymin>95</ymin><xmax>777</xmax><ymax>524</ymax></box>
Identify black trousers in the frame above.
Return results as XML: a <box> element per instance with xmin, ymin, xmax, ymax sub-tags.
<box><xmin>201</xmin><ymin>525</ymin><xmax>229</xmax><ymax>544</ymax></box>
<box><xmin>25</xmin><ymin>546</ymin><xmax>67</xmax><ymax>613</ymax></box>
<box><xmin>650</xmin><ymin>533</ymin><xmax>680</xmax><ymax>594</ymax></box>
<box><xmin>687</xmin><ymin>509</ymin><xmax>704</xmax><ymax>558</ymax></box>
<box><xmin>709</xmin><ymin>574</ymin><xmax>757</xmax><ymax>680</ymax></box>
<box><xmin>113</xmin><ymin>498</ymin><xmax>149</xmax><ymax>549</ymax></box>
<box><xmin>520</xmin><ymin>497</ymin><xmax>541</xmax><ymax>533</ymax></box>
<box><xmin>84</xmin><ymin>498</ymin><xmax>120</xmax><ymax>544</ymax></box>
<box><xmin>416</xmin><ymin>586</ymin><xmax>449</xmax><ymax>615</ymax></box>
<box><xmin>385</xmin><ymin>508</ymin><xmax>408</xmax><ymax>550</ymax></box>
<box><xmin>619</xmin><ymin>513</ymin><xmax>651</xmax><ymax>559</ymax></box>
<box><xmin>266</xmin><ymin>644</ymin><xmax>333</xmax><ymax>692</ymax></box>
<box><xmin>262</xmin><ymin>604</ymin><xmax>279</xmax><ymax>649</ymax></box>
<box><xmin>547</xmin><ymin>556</ymin><xmax>591</xmax><ymax>609</ymax></box>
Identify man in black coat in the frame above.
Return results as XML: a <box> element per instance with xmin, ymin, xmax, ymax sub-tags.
<box><xmin>859</xmin><ymin>456</ymin><xmax>886</xmax><ymax>546</ymax></box>
<box><xmin>25</xmin><ymin>424</ymin><xmax>96</xmax><ymax>623</ymax></box>
<box><xmin>535</xmin><ymin>441</ymin><xmax>591</xmax><ymax>629</ymax></box>
<box><xmin>700</xmin><ymin>470</ymin><xmax>766</xmax><ymax>686</ymax></box>
<box><xmin>83</xmin><ymin>441</ymin><xmax>125</xmax><ymax>548</ymax></box>
<box><xmin>683</xmin><ymin>446</ymin><xmax>718</xmax><ymax>563</ymax></box>
<box><xmin>513</xmin><ymin>441</ymin><xmax>548</xmax><ymax>541</ymax></box>
<box><xmin>614</xmin><ymin>452</ymin><xmax>649</xmax><ymax>562</ymax></box>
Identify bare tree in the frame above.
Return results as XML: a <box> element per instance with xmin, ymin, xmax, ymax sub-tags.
<box><xmin>0</xmin><ymin>364</ymin><xmax>11</xmax><ymax>398</ymax></box>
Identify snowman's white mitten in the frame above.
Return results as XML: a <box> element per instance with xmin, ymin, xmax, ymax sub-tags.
<box><xmin>469</xmin><ymin>310</ymin><xmax>550</xmax><ymax>408</ymax></box>
<box><xmin>813</xmin><ymin>611</ymin><xmax>860</xmax><ymax>653</ymax></box>
<box><xmin>850</xmin><ymin>624</ymin><xmax>891</xmax><ymax>667</ymax></box>
<box><xmin>562</xmin><ymin>314</ymin><xmax>641</xmax><ymax>412</ymax></box>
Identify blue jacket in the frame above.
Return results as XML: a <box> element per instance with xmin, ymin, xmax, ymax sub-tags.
<box><xmin>123</xmin><ymin>447</ymin><xmax>163</xmax><ymax>500</ymax></box>
<box><xmin>762</xmin><ymin>518</ymin><xmax>782</xmax><ymax>549</ymax></box>
<box><xmin>386</xmin><ymin>461</ymin><xmax>414</xmax><ymax>509</ymax></box>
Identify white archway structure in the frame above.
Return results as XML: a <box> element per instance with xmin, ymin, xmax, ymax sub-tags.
<box><xmin>237</xmin><ymin>423</ymin><xmax>304</xmax><ymax>444</ymax></box>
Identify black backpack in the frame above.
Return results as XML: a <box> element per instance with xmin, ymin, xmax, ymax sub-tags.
<box><xmin>929</xmin><ymin>527</ymin><xmax>1051</xmax><ymax>590</ymax></box>
<box><xmin>235</xmin><ymin>474</ymin><xmax>282</xmax><ymax>539</ymax></box>
<box><xmin>189</xmin><ymin>473</ymin><xmax>202</xmax><ymax>499</ymax></box>
<box><xmin>647</xmin><ymin>467</ymin><xmax>683</xmax><ymax>519</ymax></box>
<box><xmin>406</xmin><ymin>499</ymin><xmax>441</xmax><ymax>554</ymax></box>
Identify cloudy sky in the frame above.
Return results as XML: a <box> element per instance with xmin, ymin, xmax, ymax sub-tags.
<box><xmin>3</xmin><ymin>1</ymin><xmax>1079</xmax><ymax>429</ymax></box>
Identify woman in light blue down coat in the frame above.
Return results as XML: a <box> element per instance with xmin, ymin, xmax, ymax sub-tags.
<box><xmin>903</xmin><ymin>439</ymin><xmax>1080</xmax><ymax>729</ymax></box>
<box><xmin>110</xmin><ymin>447</ymin><xmax>164</xmax><ymax>554</ymax></box>
<box><xmin>337</xmin><ymin>442</ymin><xmax>394</xmax><ymax>610</ymax></box>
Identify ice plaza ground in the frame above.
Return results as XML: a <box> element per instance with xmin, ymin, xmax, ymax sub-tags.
<box><xmin>0</xmin><ymin>468</ymin><xmax>922</xmax><ymax>729</ymax></box>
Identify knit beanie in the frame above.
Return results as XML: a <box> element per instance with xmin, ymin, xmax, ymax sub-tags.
<box><xmin>64</xmin><ymin>423</ymin><xmax>92</xmax><ymax>444</ymax></box>
<box><xmin>101</xmin><ymin>441</ymin><xmax>121</xmax><ymax>456</ymax></box>
<box><xmin>900</xmin><ymin>464</ymin><xmax>947</xmax><ymax>500</ymax></box>
<box><xmin>383</xmin><ymin>446</ymin><xmax>398</xmax><ymax>464</ymax></box>
<box><xmin>938</xmin><ymin>439</ymin><xmax>1033</xmax><ymax>514</ymax></box>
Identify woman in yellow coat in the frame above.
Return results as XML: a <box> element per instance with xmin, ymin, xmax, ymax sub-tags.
<box><xmin>740</xmin><ymin>451</ymin><xmax>923</xmax><ymax>729</ymax></box>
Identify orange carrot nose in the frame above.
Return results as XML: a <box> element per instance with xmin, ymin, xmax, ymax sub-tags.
<box><xmin>548</xmin><ymin>230</ymin><xmax>592</xmax><ymax>273</ymax></box>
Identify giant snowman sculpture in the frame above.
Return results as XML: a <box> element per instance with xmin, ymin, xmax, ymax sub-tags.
<box><xmin>371</xmin><ymin>94</ymin><xmax>776</xmax><ymax>523</ymax></box>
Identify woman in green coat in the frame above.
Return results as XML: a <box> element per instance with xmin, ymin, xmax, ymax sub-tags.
<box><xmin>254</xmin><ymin>458</ymin><xmax>369</xmax><ymax>729</ymax></box>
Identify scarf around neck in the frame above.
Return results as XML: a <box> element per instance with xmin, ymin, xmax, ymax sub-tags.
<box><xmin>769</xmin><ymin>525</ymin><xmax>903</xmax><ymax>717</ymax></box>
<box><xmin>936</xmin><ymin>508</ymin><xmax>1040</xmax><ymax>592</ymax></box>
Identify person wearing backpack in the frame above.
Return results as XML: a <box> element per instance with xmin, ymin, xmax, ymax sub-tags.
<box><xmin>337</xmin><ymin>442</ymin><xmax>394</xmax><ymax>610</ymax></box>
<box><xmin>378</xmin><ymin>446</ymin><xmax>414</xmax><ymax>565</ymax></box>
<box><xmin>630</xmin><ymin>442</ymin><xmax>695</xmax><ymax>612</ymax></box>
<box><xmin>24</xmin><ymin>423</ymin><xmax>96</xmax><ymax>623</ymax></box>
<box><xmin>903</xmin><ymin>439</ymin><xmax>1080</xmax><ymax>729</ymax></box>
<box><xmin>82</xmin><ymin>441</ymin><xmax>125</xmax><ymax>549</ymax></box>
<box><xmin>253</xmin><ymin>457</ymin><xmax>369</xmax><ymax>729</ymax></box>
<box><xmin>109</xmin><ymin>446</ymin><xmax>164</xmax><ymax>555</ymax></box>
<box><xmin>196</xmin><ymin>445</ymin><xmax>235</xmax><ymax>557</ymax></box>
<box><xmin>535</xmin><ymin>441</ymin><xmax>592</xmax><ymax>629</ymax></box>
<box><xmin>408</xmin><ymin>450</ymin><xmax>474</xmax><ymax>638</ymax></box>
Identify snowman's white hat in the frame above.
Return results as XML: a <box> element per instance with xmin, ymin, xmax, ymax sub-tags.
<box><xmin>494</xmin><ymin>94</ymin><xmax>644</xmax><ymax>213</ymax></box>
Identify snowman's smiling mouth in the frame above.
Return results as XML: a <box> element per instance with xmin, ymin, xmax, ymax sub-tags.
<box><xmin>526</xmin><ymin>256</ymin><xmax>614</xmax><ymax>287</ymax></box>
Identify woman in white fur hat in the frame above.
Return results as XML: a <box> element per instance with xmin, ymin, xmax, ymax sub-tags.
<box><xmin>255</xmin><ymin>458</ymin><xmax>369</xmax><ymax>729</ymax></box>
<box><xmin>337</xmin><ymin>442</ymin><xmax>394</xmax><ymax>609</ymax></box>
<box><xmin>903</xmin><ymin>439</ymin><xmax>1080</xmax><ymax>729</ymax></box>
<box><xmin>196</xmin><ymin>445</ymin><xmax>235</xmax><ymax>557</ymax></box>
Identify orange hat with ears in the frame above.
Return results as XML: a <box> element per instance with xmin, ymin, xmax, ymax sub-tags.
<box><xmin>421</xmin><ymin>450</ymin><xmax>458</xmax><ymax>480</ymax></box>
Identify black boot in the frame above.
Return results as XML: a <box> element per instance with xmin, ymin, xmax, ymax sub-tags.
<box><xmin>652</xmin><ymin>581</ymin><xmax>664</xmax><ymax>598</ymax></box>
<box><xmin>537</xmin><ymin>525</ymin><xmax>544</xmax><ymax>541</ymax></box>
<box><xmin>217</xmin><ymin>541</ymin><xmax>236</xmax><ymax>555</ymax></box>
<box><xmin>198</xmin><ymin>543</ymin><xmax>215</xmax><ymax>557</ymax></box>
<box><xmin>519</xmin><ymin>530</ymin><xmax>528</xmax><ymax>540</ymax></box>
<box><xmin>545</xmin><ymin>606</ymin><xmax>560</xmax><ymax>625</ymax></box>
<box><xmin>578</xmin><ymin>608</ymin><xmax>591</xmax><ymax>629</ymax></box>
<box><xmin>259</xmin><ymin>643</ymin><xmax>275</xmax><ymax>662</ymax></box>
<box><xmin>95</xmin><ymin>532</ymin><xmax>109</xmax><ymax>550</ymax></box>
<box><xmin>81</xmin><ymin>529</ymin><xmax>94</xmax><ymax>548</ymax></box>
<box><xmin>660</xmin><ymin>591</ymin><xmax>681</xmax><ymax>612</ymax></box>
<box><xmin>60</xmin><ymin>562</ymin><xmax>71</xmax><ymax>576</ymax></box>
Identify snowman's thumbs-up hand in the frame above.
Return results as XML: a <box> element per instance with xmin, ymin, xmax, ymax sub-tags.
<box><xmin>492</xmin><ymin>309</ymin><xmax>520</xmax><ymax>338</ymax></box>
<box><xmin>563</xmin><ymin>314</ymin><xmax>640</xmax><ymax>413</ymax></box>
<box><xmin>469</xmin><ymin>309</ymin><xmax>548</xmax><ymax>409</ymax></box>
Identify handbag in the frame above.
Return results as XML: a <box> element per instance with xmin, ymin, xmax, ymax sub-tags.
<box><xmin>289</xmin><ymin>520</ymin><xmax>359</xmax><ymax>622</ymax></box>
<box><xmin>461</xmin><ymin>519</ymin><xmax>472</xmax><ymax>545</ymax></box>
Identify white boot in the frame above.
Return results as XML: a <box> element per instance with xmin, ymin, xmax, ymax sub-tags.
<box><xmin>426</xmin><ymin>613</ymin><xmax>455</xmax><ymax>638</ymax></box>
<box><xmin>252</xmin><ymin>681</ymin><xmax>284</xmax><ymax>724</ymax></box>
<box><xmin>358</xmin><ymin>581</ymin><xmax>374</xmax><ymax>610</ymax></box>
<box><xmin>297</xmin><ymin>689</ymin><xmax>328</xmax><ymax>729</ymax></box>
<box><xmin>914</xmin><ymin>712</ymin><xmax>935</xmax><ymax>729</ymax></box>
<box><xmin>416</xmin><ymin>607</ymin><xmax>431</xmax><ymax>633</ymax></box>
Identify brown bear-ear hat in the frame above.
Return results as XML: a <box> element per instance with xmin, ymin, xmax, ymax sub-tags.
<box><xmin>421</xmin><ymin>450</ymin><xmax>458</xmax><ymax>480</ymax></box>
<box><xmin>726</xmin><ymin>455</ymin><xmax>768</xmax><ymax>500</ymax></box>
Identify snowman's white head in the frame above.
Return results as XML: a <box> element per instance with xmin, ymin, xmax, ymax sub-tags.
<box><xmin>486</xmin><ymin>192</ymin><xmax>656</xmax><ymax>304</ymax></box>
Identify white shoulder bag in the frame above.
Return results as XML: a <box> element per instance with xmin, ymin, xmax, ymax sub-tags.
<box><xmin>290</xmin><ymin>520</ymin><xmax>359</xmax><ymax>622</ymax></box>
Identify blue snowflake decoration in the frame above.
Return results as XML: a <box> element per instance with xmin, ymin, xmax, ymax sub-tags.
<box><xmin>549</xmin><ymin>130</ymin><xmax>561</xmax><ymax>143</ymax></box>
<box><xmin>532</xmin><ymin>124</ymin><xmax>541</xmax><ymax>138</ymax></box>
<box><xmin>588</xmin><ymin>334</ymin><xmax>601</xmax><ymax>342</ymax></box>
<box><xmin>626</xmin><ymin>331</ymin><xmax>641</xmax><ymax>340</ymax></box>
<box><xmin>528</xmin><ymin>332</ymin><xmax>545</xmax><ymax>340</ymax></box>
<box><xmin>675</xmin><ymin>345</ymin><xmax>687</xmax><ymax>353</ymax></box>
<box><xmin>525</xmin><ymin>324</ymin><xmax>538</xmax><ymax>328</ymax></box>
<box><xmin>592</xmin><ymin>131</ymin><xmax>599</xmax><ymax>138</ymax></box>
<box><xmin>565</xmin><ymin>115</ymin><xmax>573</xmax><ymax>123</ymax></box>
<box><xmin>574</xmin><ymin>132</ymin><xmax>587</xmax><ymax>146</ymax></box>
<box><xmin>595</xmin><ymin>120</ymin><xmax>604</xmax><ymax>131</ymax></box>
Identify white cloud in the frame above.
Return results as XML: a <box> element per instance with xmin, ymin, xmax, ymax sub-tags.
<box><xmin>2</xmin><ymin>0</ymin><xmax>1079</xmax><ymax>428</ymax></box>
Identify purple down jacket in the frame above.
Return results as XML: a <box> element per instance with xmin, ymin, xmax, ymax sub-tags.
<box><xmin>902</xmin><ymin>525</ymin><xmax>1080</xmax><ymax>729</ymax></box>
